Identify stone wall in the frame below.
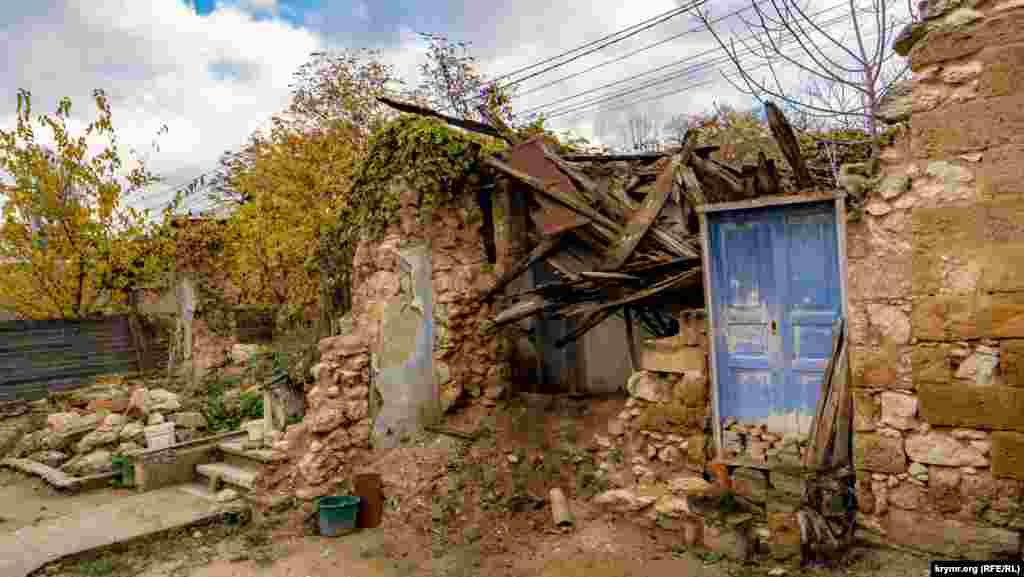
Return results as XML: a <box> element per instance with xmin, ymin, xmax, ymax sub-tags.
<box><xmin>849</xmin><ymin>0</ymin><xmax>1024</xmax><ymax>557</ymax></box>
<box><xmin>282</xmin><ymin>175</ymin><xmax>504</xmax><ymax>500</ymax></box>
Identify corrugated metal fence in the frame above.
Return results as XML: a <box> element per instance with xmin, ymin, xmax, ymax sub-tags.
<box><xmin>0</xmin><ymin>315</ymin><xmax>145</xmax><ymax>402</ymax></box>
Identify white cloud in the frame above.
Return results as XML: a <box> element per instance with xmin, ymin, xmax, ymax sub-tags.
<box><xmin>0</xmin><ymin>0</ymin><xmax>320</xmax><ymax>210</ymax></box>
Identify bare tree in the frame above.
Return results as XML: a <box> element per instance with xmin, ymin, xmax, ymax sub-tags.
<box><xmin>664</xmin><ymin>114</ymin><xmax>692</xmax><ymax>146</ymax></box>
<box><xmin>624</xmin><ymin>112</ymin><xmax>661</xmax><ymax>152</ymax></box>
<box><xmin>693</xmin><ymin>0</ymin><xmax>912</xmax><ymax>155</ymax></box>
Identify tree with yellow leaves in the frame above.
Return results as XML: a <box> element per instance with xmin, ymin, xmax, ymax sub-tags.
<box><xmin>0</xmin><ymin>89</ymin><xmax>173</xmax><ymax>319</ymax></box>
<box><xmin>219</xmin><ymin>116</ymin><xmax>359</xmax><ymax>324</ymax></box>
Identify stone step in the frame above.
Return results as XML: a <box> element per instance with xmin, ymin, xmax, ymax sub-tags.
<box><xmin>178</xmin><ymin>482</ymin><xmax>246</xmax><ymax>506</ymax></box>
<box><xmin>195</xmin><ymin>462</ymin><xmax>259</xmax><ymax>491</ymax></box>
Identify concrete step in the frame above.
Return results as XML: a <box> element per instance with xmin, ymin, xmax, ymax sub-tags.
<box><xmin>195</xmin><ymin>462</ymin><xmax>259</xmax><ymax>491</ymax></box>
<box><xmin>218</xmin><ymin>439</ymin><xmax>287</xmax><ymax>470</ymax></box>
<box><xmin>178</xmin><ymin>482</ymin><xmax>247</xmax><ymax>506</ymax></box>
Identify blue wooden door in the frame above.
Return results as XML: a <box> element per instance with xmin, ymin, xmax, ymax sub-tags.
<box><xmin>709</xmin><ymin>200</ymin><xmax>841</xmax><ymax>437</ymax></box>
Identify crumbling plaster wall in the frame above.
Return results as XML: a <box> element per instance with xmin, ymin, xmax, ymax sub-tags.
<box><xmin>284</xmin><ymin>175</ymin><xmax>504</xmax><ymax>500</ymax></box>
<box><xmin>848</xmin><ymin>0</ymin><xmax>1024</xmax><ymax>558</ymax></box>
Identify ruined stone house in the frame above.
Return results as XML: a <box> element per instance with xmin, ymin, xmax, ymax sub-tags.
<box><xmin>276</xmin><ymin>0</ymin><xmax>1024</xmax><ymax>560</ymax></box>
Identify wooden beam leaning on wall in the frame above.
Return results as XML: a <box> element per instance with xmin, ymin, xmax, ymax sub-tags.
<box><xmin>765</xmin><ymin>101</ymin><xmax>813</xmax><ymax>190</ymax></box>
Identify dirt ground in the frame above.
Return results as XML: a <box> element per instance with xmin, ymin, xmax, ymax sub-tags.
<box><xmin>10</xmin><ymin>393</ymin><xmax>933</xmax><ymax>577</ymax></box>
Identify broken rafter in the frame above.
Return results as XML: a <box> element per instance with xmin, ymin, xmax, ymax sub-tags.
<box><xmin>557</xmin><ymin>267</ymin><xmax>702</xmax><ymax>318</ymax></box>
<box><xmin>491</xmin><ymin>296</ymin><xmax>550</xmax><ymax>327</ymax></box>
<box><xmin>483</xmin><ymin>234</ymin><xmax>564</xmax><ymax>301</ymax></box>
<box><xmin>602</xmin><ymin>157</ymin><xmax>678</xmax><ymax>270</ymax></box>
<box><xmin>541</xmin><ymin>144</ymin><xmax>600</xmax><ymax>197</ymax></box>
<box><xmin>377</xmin><ymin>96</ymin><xmax>513</xmax><ymax>143</ymax></box>
<box><xmin>765</xmin><ymin>101</ymin><xmax>813</xmax><ymax>190</ymax></box>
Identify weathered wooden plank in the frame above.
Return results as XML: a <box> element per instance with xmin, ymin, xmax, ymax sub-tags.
<box><xmin>492</xmin><ymin>297</ymin><xmax>549</xmax><ymax>327</ymax></box>
<box><xmin>377</xmin><ymin>96</ymin><xmax>511</xmax><ymax>142</ymax></box>
<box><xmin>805</xmin><ymin>318</ymin><xmax>845</xmax><ymax>469</ymax></box>
<box><xmin>602</xmin><ymin>158</ymin><xmax>677</xmax><ymax>270</ymax></box>
<box><xmin>765</xmin><ymin>101</ymin><xmax>813</xmax><ymax>190</ymax></box>
<box><xmin>558</xmin><ymin>268</ymin><xmax>701</xmax><ymax>318</ymax></box>
<box><xmin>624</xmin><ymin>306</ymin><xmax>639</xmax><ymax>373</ymax></box>
<box><xmin>579</xmin><ymin>271</ymin><xmax>643</xmax><ymax>281</ymax></box>
<box><xmin>484</xmin><ymin>234</ymin><xmax>563</xmax><ymax>300</ymax></box>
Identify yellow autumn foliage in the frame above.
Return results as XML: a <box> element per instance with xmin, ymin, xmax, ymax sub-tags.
<box><xmin>0</xmin><ymin>89</ymin><xmax>174</xmax><ymax>319</ymax></box>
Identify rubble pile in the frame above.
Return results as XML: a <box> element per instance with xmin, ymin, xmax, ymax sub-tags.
<box><xmin>721</xmin><ymin>417</ymin><xmax>810</xmax><ymax>466</ymax></box>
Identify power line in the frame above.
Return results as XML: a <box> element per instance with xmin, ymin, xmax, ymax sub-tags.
<box><xmin>532</xmin><ymin>10</ymin><xmax>854</xmax><ymax>120</ymax></box>
<box><xmin>520</xmin><ymin>2</ymin><xmax>850</xmax><ymax>118</ymax></box>
<box><xmin>484</xmin><ymin>2</ymin><xmax>705</xmax><ymax>89</ymax></box>
<box><xmin>551</xmin><ymin>30</ymin><xmax>884</xmax><ymax>123</ymax></box>
<box><xmin>511</xmin><ymin>4</ymin><xmax>756</xmax><ymax>101</ymax></box>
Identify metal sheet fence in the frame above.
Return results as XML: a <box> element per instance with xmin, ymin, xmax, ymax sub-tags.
<box><xmin>0</xmin><ymin>315</ymin><xmax>141</xmax><ymax>401</ymax></box>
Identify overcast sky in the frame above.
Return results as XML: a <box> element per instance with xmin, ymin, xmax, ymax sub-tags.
<box><xmin>1</xmin><ymin>0</ymin><xmax>908</xmax><ymax>213</ymax></box>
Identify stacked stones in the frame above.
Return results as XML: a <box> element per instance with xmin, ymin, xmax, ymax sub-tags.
<box><xmin>282</xmin><ymin>334</ymin><xmax>372</xmax><ymax>501</ymax></box>
<box><xmin>721</xmin><ymin>418</ymin><xmax>807</xmax><ymax>465</ymax></box>
<box><xmin>8</xmin><ymin>383</ymin><xmax>197</xmax><ymax>476</ymax></box>
<box><xmin>845</xmin><ymin>0</ymin><xmax>1024</xmax><ymax>558</ymax></box>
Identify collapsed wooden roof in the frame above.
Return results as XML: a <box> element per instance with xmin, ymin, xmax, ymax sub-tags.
<box><xmin>377</xmin><ymin>96</ymin><xmax>838</xmax><ymax>346</ymax></box>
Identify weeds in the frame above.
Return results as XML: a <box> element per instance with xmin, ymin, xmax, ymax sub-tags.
<box><xmin>77</xmin><ymin>558</ymin><xmax>116</xmax><ymax>576</ymax></box>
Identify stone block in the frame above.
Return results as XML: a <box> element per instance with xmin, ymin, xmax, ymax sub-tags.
<box><xmin>911</xmin><ymin>95</ymin><xmax>1024</xmax><ymax>158</ymax></box>
<box><xmin>888</xmin><ymin>482</ymin><xmax>924</xmax><ymax>510</ymax></box>
<box><xmin>854</xmin><ymin>434</ymin><xmax>906</xmax><ymax>473</ymax></box>
<box><xmin>911</xmin><ymin>294</ymin><xmax>983</xmax><ymax>341</ymax></box>
<box><xmin>1002</xmin><ymin>340</ymin><xmax>1024</xmax><ymax>387</ymax></box>
<box><xmin>688</xmin><ymin>434</ymin><xmax>706</xmax><ymax>464</ymax></box>
<box><xmin>979</xmin><ymin>142</ymin><xmax>1024</xmax><ymax>198</ymax></box>
<box><xmin>851</xmin><ymin>345</ymin><xmax>909</xmax><ymax>389</ymax></box>
<box><xmin>638</xmin><ymin>337</ymin><xmax>705</xmax><ymax>374</ymax></box>
<box><xmin>885</xmin><ymin>509</ymin><xmax>1019</xmax><ymax>559</ymax></box>
<box><xmin>848</xmin><ymin>251</ymin><xmax>913</xmax><ymax>300</ymax></box>
<box><xmin>919</xmin><ymin>382</ymin><xmax>1024</xmax><ymax>432</ymax></box>
<box><xmin>911</xmin><ymin>344</ymin><xmax>952</xmax><ymax>384</ymax></box>
<box><xmin>992</xmin><ymin>432</ymin><xmax>1024</xmax><ymax>481</ymax></box>
<box><xmin>906</xmin><ymin>432</ymin><xmax>988</xmax><ymax>467</ymax></box>
<box><xmin>731</xmin><ymin>467</ymin><xmax>768</xmax><ymax>503</ymax></box>
<box><xmin>853</xmin><ymin>390</ymin><xmax>878</xmax><ymax>432</ymax></box>
<box><xmin>910</xmin><ymin>10</ymin><xmax>1024</xmax><ymax>69</ymax></box>
<box><xmin>986</xmin><ymin>292</ymin><xmax>1024</xmax><ymax>339</ymax></box>
<box><xmin>880</xmin><ymin>392</ymin><xmax>918</xmax><ymax>430</ymax></box>
<box><xmin>978</xmin><ymin>43</ymin><xmax>1024</xmax><ymax>98</ymax></box>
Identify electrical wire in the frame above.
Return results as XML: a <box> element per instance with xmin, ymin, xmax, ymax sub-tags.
<box><xmin>550</xmin><ymin>30</ymin><xmax>884</xmax><ymax>123</ymax></box>
<box><xmin>533</xmin><ymin>10</ymin><xmax>854</xmax><ymax>120</ymax></box>
<box><xmin>510</xmin><ymin>4</ymin><xmax>756</xmax><ymax>101</ymax></box>
<box><xmin>520</xmin><ymin>2</ymin><xmax>851</xmax><ymax>118</ymax></box>
<box><xmin>482</xmin><ymin>1</ymin><xmax>707</xmax><ymax>89</ymax></box>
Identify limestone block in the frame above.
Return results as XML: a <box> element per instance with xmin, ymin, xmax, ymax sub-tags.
<box><xmin>905</xmin><ymin>432</ymin><xmax>988</xmax><ymax>467</ymax></box>
<box><xmin>854</xmin><ymin>434</ymin><xmax>907</xmax><ymax>473</ymax></box>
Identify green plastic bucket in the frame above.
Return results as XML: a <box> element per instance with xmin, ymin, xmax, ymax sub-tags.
<box><xmin>318</xmin><ymin>496</ymin><xmax>361</xmax><ymax>537</ymax></box>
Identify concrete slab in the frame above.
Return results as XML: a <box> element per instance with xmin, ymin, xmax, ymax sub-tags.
<box><xmin>196</xmin><ymin>462</ymin><xmax>258</xmax><ymax>490</ymax></box>
<box><xmin>0</xmin><ymin>484</ymin><xmax>227</xmax><ymax>577</ymax></box>
<box><xmin>218</xmin><ymin>439</ymin><xmax>287</xmax><ymax>463</ymax></box>
<box><xmin>1</xmin><ymin>458</ymin><xmax>116</xmax><ymax>491</ymax></box>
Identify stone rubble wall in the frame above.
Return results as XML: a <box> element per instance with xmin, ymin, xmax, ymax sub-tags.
<box><xmin>848</xmin><ymin>0</ymin><xmax>1024</xmax><ymax>558</ymax></box>
<box><xmin>282</xmin><ymin>175</ymin><xmax>505</xmax><ymax>500</ymax></box>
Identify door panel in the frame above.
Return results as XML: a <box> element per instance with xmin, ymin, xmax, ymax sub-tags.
<box><xmin>709</xmin><ymin>201</ymin><xmax>842</xmax><ymax>441</ymax></box>
<box><xmin>712</xmin><ymin>215</ymin><xmax>778</xmax><ymax>424</ymax></box>
<box><xmin>780</xmin><ymin>204</ymin><xmax>840</xmax><ymax>436</ymax></box>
